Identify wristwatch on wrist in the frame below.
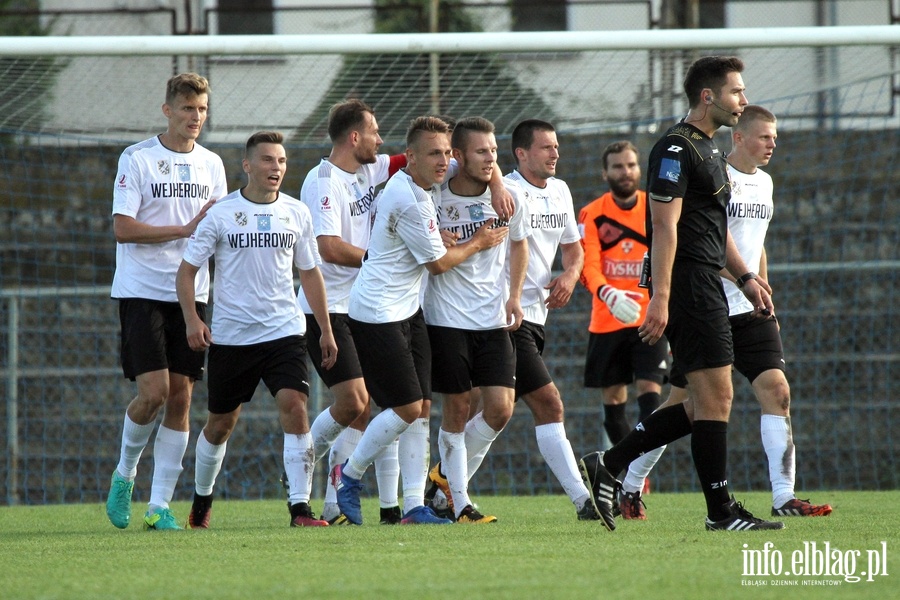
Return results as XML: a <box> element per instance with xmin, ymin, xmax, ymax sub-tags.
<box><xmin>735</xmin><ymin>272</ymin><xmax>757</xmax><ymax>288</ymax></box>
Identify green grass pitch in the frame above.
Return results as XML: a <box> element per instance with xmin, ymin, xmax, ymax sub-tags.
<box><xmin>1</xmin><ymin>491</ymin><xmax>895</xmax><ymax>599</ymax></box>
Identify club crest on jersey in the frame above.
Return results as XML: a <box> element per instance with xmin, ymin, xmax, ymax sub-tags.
<box><xmin>622</xmin><ymin>240</ymin><xmax>634</xmax><ymax>254</ymax></box>
<box><xmin>731</xmin><ymin>180</ymin><xmax>742</xmax><ymax>195</ymax></box>
<box><xmin>445</xmin><ymin>206</ymin><xmax>460</xmax><ymax>221</ymax></box>
<box><xmin>257</xmin><ymin>215</ymin><xmax>271</xmax><ymax>231</ymax></box>
<box><xmin>177</xmin><ymin>164</ymin><xmax>191</xmax><ymax>182</ymax></box>
<box><xmin>234</xmin><ymin>212</ymin><xmax>248</xmax><ymax>227</ymax></box>
<box><xmin>467</xmin><ymin>203</ymin><xmax>484</xmax><ymax>221</ymax></box>
<box><xmin>157</xmin><ymin>160</ymin><xmax>170</xmax><ymax>175</ymax></box>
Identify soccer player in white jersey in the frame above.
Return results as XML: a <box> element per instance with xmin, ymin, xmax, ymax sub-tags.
<box><xmin>620</xmin><ymin>106</ymin><xmax>832</xmax><ymax>518</ymax></box>
<box><xmin>299</xmin><ymin>99</ymin><xmax>406</xmax><ymax>524</ymax></box>
<box><xmin>499</xmin><ymin>120</ymin><xmax>607</xmax><ymax>523</ymax></box>
<box><xmin>176</xmin><ymin>131</ymin><xmax>338</xmax><ymax>528</ymax></box>
<box><xmin>107</xmin><ymin>73</ymin><xmax>226</xmax><ymax>531</ymax></box>
<box><xmin>333</xmin><ymin>116</ymin><xmax>508</xmax><ymax>525</ymax></box>
<box><xmin>420</xmin><ymin>117</ymin><xmax>529</xmax><ymax>524</ymax></box>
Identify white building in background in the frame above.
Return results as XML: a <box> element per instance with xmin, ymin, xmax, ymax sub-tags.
<box><xmin>35</xmin><ymin>0</ymin><xmax>896</xmax><ymax>142</ymax></box>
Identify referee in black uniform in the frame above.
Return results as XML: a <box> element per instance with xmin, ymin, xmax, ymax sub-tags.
<box><xmin>580</xmin><ymin>56</ymin><xmax>784</xmax><ymax>531</ymax></box>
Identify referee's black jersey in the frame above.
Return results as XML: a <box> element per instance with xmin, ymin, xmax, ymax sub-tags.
<box><xmin>645</xmin><ymin>121</ymin><xmax>731</xmax><ymax>270</ymax></box>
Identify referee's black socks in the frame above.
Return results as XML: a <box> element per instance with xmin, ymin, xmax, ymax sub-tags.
<box><xmin>603</xmin><ymin>403</ymin><xmax>693</xmax><ymax>476</ymax></box>
<box><xmin>691</xmin><ymin>419</ymin><xmax>732</xmax><ymax>520</ymax></box>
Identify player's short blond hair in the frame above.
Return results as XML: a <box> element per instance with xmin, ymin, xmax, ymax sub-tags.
<box><xmin>165</xmin><ymin>73</ymin><xmax>210</xmax><ymax>105</ymax></box>
<box><xmin>406</xmin><ymin>116</ymin><xmax>451</xmax><ymax>148</ymax></box>
<box><xmin>734</xmin><ymin>105</ymin><xmax>777</xmax><ymax>131</ymax></box>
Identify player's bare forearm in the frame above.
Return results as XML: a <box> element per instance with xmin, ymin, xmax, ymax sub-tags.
<box><xmin>509</xmin><ymin>238</ymin><xmax>528</xmax><ymax>301</ymax></box>
<box><xmin>428</xmin><ymin>220</ymin><xmax>508</xmax><ymax>275</ymax></box>
<box><xmin>318</xmin><ymin>235</ymin><xmax>366</xmax><ymax>268</ymax></box>
<box><xmin>299</xmin><ymin>267</ymin><xmax>338</xmax><ymax>369</ymax></box>
<box><xmin>488</xmin><ymin>167</ymin><xmax>514</xmax><ymax>219</ymax></box>
<box><xmin>545</xmin><ymin>241</ymin><xmax>583</xmax><ymax>309</ymax></box>
<box><xmin>113</xmin><ymin>199</ymin><xmax>215</xmax><ymax>244</ymax></box>
<box><xmin>176</xmin><ymin>260</ymin><xmax>211</xmax><ymax>350</ymax></box>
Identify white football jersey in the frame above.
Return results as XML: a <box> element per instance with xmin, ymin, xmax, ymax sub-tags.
<box><xmin>505</xmin><ymin>171</ymin><xmax>580</xmax><ymax>325</ymax></box>
<box><xmin>349</xmin><ymin>170</ymin><xmax>446</xmax><ymax>324</ymax></box>
<box><xmin>297</xmin><ymin>155</ymin><xmax>391</xmax><ymax>314</ymax></box>
<box><xmin>424</xmin><ymin>182</ymin><xmax>529</xmax><ymax>330</ymax></box>
<box><xmin>111</xmin><ymin>136</ymin><xmax>227</xmax><ymax>303</ymax></box>
<box><xmin>723</xmin><ymin>164</ymin><xmax>774</xmax><ymax>315</ymax></box>
<box><xmin>182</xmin><ymin>190</ymin><xmax>320</xmax><ymax>346</ymax></box>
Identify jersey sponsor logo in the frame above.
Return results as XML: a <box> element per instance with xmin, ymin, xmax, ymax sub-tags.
<box><xmin>117</xmin><ymin>174</ymin><xmax>127</xmax><ymax>188</ymax></box>
<box><xmin>444</xmin><ymin>219</ymin><xmax>486</xmax><ymax>242</ymax></box>
<box><xmin>226</xmin><ymin>231</ymin><xmax>296</xmax><ymax>249</ymax></box>
<box><xmin>466</xmin><ymin>203</ymin><xmax>485</xmax><ymax>221</ymax></box>
<box><xmin>659</xmin><ymin>158</ymin><xmax>681</xmax><ymax>183</ymax></box>
<box><xmin>256</xmin><ymin>215</ymin><xmax>271</xmax><ymax>231</ymax></box>
<box><xmin>157</xmin><ymin>160</ymin><xmax>170</xmax><ymax>175</ymax></box>
<box><xmin>348</xmin><ymin>185</ymin><xmax>378</xmax><ymax>218</ymax></box>
<box><xmin>727</xmin><ymin>202</ymin><xmax>771</xmax><ymax>220</ymax></box>
<box><xmin>667</xmin><ymin>145</ymin><xmax>683</xmax><ymax>153</ymax></box>
<box><xmin>530</xmin><ymin>212</ymin><xmax>568</xmax><ymax>229</ymax></box>
<box><xmin>279</xmin><ymin>216</ymin><xmax>290</xmax><ymax>225</ymax></box>
<box><xmin>149</xmin><ymin>182</ymin><xmax>211</xmax><ymax>200</ymax></box>
<box><xmin>320</xmin><ymin>196</ymin><xmax>332</xmax><ymax>211</ymax></box>
<box><xmin>177</xmin><ymin>164</ymin><xmax>191</xmax><ymax>182</ymax></box>
<box><xmin>603</xmin><ymin>258</ymin><xmax>643</xmax><ymax>278</ymax></box>
<box><xmin>234</xmin><ymin>211</ymin><xmax>248</xmax><ymax>227</ymax></box>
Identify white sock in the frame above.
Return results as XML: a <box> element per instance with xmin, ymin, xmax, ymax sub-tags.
<box><xmin>438</xmin><ymin>429</ymin><xmax>470</xmax><ymax>516</ymax></box>
<box><xmin>761</xmin><ymin>414</ymin><xmax>795</xmax><ymax>507</ymax></box>
<box><xmin>284</xmin><ymin>432</ymin><xmax>314</xmax><ymax>505</ymax></box>
<box><xmin>374</xmin><ymin>439</ymin><xmax>400</xmax><ymax>508</ymax></box>
<box><xmin>148</xmin><ymin>425</ymin><xmax>188</xmax><ymax>510</ymax></box>
<box><xmin>194</xmin><ymin>431</ymin><xmax>227</xmax><ymax>497</ymax></box>
<box><xmin>464</xmin><ymin>412</ymin><xmax>500</xmax><ymax>481</ymax></box>
<box><xmin>345</xmin><ymin>409</ymin><xmax>408</xmax><ymax>480</ymax></box>
<box><xmin>535</xmin><ymin>422</ymin><xmax>590</xmax><ymax>506</ymax></box>
<box><xmin>399</xmin><ymin>418</ymin><xmax>430</xmax><ymax>512</ymax></box>
<box><xmin>310</xmin><ymin>408</ymin><xmax>346</xmax><ymax>463</ymax></box>
<box><xmin>116</xmin><ymin>414</ymin><xmax>155</xmax><ymax>480</ymax></box>
<box><xmin>325</xmin><ymin>427</ymin><xmax>362</xmax><ymax>504</ymax></box>
<box><xmin>623</xmin><ymin>446</ymin><xmax>666</xmax><ymax>494</ymax></box>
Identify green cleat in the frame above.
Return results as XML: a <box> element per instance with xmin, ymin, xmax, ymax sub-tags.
<box><xmin>144</xmin><ymin>507</ymin><xmax>183</xmax><ymax>531</ymax></box>
<box><xmin>105</xmin><ymin>470</ymin><xmax>134</xmax><ymax>529</ymax></box>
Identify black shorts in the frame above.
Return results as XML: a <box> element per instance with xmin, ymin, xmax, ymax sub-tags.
<box><xmin>428</xmin><ymin>325</ymin><xmax>516</xmax><ymax>394</ymax></box>
<box><xmin>207</xmin><ymin>335</ymin><xmax>310</xmax><ymax>415</ymax></box>
<box><xmin>730</xmin><ymin>312</ymin><xmax>785</xmax><ymax>384</ymax></box>
<box><xmin>511</xmin><ymin>320</ymin><xmax>553</xmax><ymax>398</ymax></box>
<box><xmin>666</xmin><ymin>264</ymin><xmax>733</xmax><ymax>386</ymax></box>
<box><xmin>305</xmin><ymin>313</ymin><xmax>363</xmax><ymax>387</ymax></box>
<box><xmin>349</xmin><ymin>310</ymin><xmax>432</xmax><ymax>409</ymax></box>
<box><xmin>118</xmin><ymin>298</ymin><xmax>206</xmax><ymax>381</ymax></box>
<box><xmin>584</xmin><ymin>328</ymin><xmax>669</xmax><ymax>388</ymax></box>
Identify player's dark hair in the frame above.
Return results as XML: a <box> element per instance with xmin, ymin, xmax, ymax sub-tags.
<box><xmin>451</xmin><ymin>116</ymin><xmax>495</xmax><ymax>151</ymax></box>
<box><xmin>511</xmin><ymin>119</ymin><xmax>555</xmax><ymax>164</ymax></box>
<box><xmin>245</xmin><ymin>130</ymin><xmax>284</xmax><ymax>157</ymax></box>
<box><xmin>683</xmin><ymin>56</ymin><xmax>745</xmax><ymax>108</ymax></box>
<box><xmin>601</xmin><ymin>140</ymin><xmax>639</xmax><ymax>171</ymax></box>
<box><xmin>406</xmin><ymin>116</ymin><xmax>451</xmax><ymax>148</ymax></box>
<box><xmin>734</xmin><ymin>105</ymin><xmax>776</xmax><ymax>131</ymax></box>
<box><xmin>328</xmin><ymin>99</ymin><xmax>375</xmax><ymax>143</ymax></box>
<box><xmin>165</xmin><ymin>73</ymin><xmax>210</xmax><ymax>105</ymax></box>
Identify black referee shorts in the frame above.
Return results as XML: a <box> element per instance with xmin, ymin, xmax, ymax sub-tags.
<box><xmin>666</xmin><ymin>263</ymin><xmax>733</xmax><ymax>386</ymax></box>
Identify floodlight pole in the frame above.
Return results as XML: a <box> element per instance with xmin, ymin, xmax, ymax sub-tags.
<box><xmin>429</xmin><ymin>0</ymin><xmax>440</xmax><ymax>115</ymax></box>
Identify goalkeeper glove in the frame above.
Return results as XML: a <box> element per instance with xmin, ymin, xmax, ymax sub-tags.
<box><xmin>598</xmin><ymin>285</ymin><xmax>642</xmax><ymax>325</ymax></box>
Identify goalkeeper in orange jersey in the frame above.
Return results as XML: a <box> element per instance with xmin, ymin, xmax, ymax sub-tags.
<box><xmin>577</xmin><ymin>141</ymin><xmax>668</xmax><ymax>517</ymax></box>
